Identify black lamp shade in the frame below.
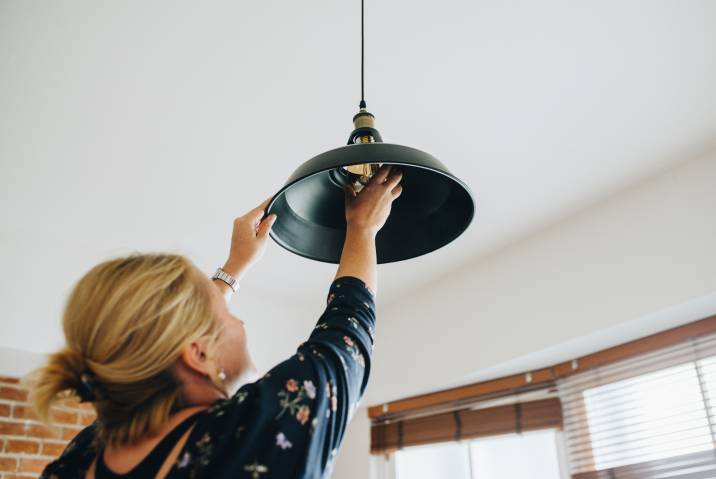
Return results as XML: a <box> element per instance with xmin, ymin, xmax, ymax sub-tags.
<box><xmin>266</xmin><ymin>142</ymin><xmax>475</xmax><ymax>264</ymax></box>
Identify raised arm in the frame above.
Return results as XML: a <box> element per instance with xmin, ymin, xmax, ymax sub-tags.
<box><xmin>243</xmin><ymin>165</ymin><xmax>404</xmax><ymax>470</ymax></box>
<box><xmin>199</xmin><ymin>169</ymin><xmax>403</xmax><ymax>478</ymax></box>
<box><xmin>335</xmin><ymin>164</ymin><xmax>404</xmax><ymax>295</ymax></box>
<box><xmin>213</xmin><ymin>197</ymin><xmax>277</xmax><ymax>301</ymax></box>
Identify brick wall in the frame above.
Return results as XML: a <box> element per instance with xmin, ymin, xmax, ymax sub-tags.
<box><xmin>0</xmin><ymin>376</ymin><xmax>95</xmax><ymax>479</ymax></box>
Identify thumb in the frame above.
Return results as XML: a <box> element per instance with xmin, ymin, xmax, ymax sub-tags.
<box><xmin>344</xmin><ymin>185</ymin><xmax>356</xmax><ymax>202</ymax></box>
<box><xmin>250</xmin><ymin>198</ymin><xmax>272</xmax><ymax>223</ymax></box>
<box><xmin>257</xmin><ymin>214</ymin><xmax>277</xmax><ymax>238</ymax></box>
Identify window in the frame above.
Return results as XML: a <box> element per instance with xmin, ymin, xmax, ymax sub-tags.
<box><xmin>558</xmin><ymin>334</ymin><xmax>716</xmax><ymax>478</ymax></box>
<box><xmin>394</xmin><ymin>429</ymin><xmax>564</xmax><ymax>479</ymax></box>
<box><xmin>371</xmin><ymin>319</ymin><xmax>716</xmax><ymax>479</ymax></box>
<box><xmin>582</xmin><ymin>362</ymin><xmax>711</xmax><ymax>470</ymax></box>
<box><xmin>395</xmin><ymin>442</ymin><xmax>471</xmax><ymax>479</ymax></box>
<box><xmin>470</xmin><ymin>429</ymin><xmax>563</xmax><ymax>478</ymax></box>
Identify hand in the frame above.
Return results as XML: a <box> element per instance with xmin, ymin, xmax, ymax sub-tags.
<box><xmin>344</xmin><ymin>164</ymin><xmax>403</xmax><ymax>235</ymax></box>
<box><xmin>223</xmin><ymin>197</ymin><xmax>277</xmax><ymax>280</ymax></box>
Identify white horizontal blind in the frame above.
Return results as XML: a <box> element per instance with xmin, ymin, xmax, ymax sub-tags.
<box><xmin>558</xmin><ymin>332</ymin><xmax>716</xmax><ymax>479</ymax></box>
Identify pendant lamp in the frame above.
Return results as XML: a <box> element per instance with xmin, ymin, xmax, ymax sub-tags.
<box><xmin>265</xmin><ymin>0</ymin><xmax>475</xmax><ymax>264</ymax></box>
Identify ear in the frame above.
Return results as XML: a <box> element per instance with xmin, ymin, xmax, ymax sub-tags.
<box><xmin>179</xmin><ymin>338</ymin><xmax>214</xmax><ymax>377</ymax></box>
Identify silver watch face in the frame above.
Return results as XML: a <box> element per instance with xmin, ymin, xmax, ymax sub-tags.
<box><xmin>213</xmin><ymin>268</ymin><xmax>238</xmax><ymax>291</ymax></box>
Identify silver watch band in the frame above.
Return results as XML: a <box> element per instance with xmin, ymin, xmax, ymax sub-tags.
<box><xmin>211</xmin><ymin>267</ymin><xmax>239</xmax><ymax>293</ymax></box>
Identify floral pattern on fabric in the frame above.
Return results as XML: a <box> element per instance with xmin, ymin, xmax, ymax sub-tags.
<box><xmin>244</xmin><ymin>460</ymin><xmax>269</xmax><ymax>479</ymax></box>
<box><xmin>39</xmin><ymin>275</ymin><xmax>376</xmax><ymax>479</ymax></box>
<box><xmin>343</xmin><ymin>336</ymin><xmax>366</xmax><ymax>368</ymax></box>
<box><xmin>276</xmin><ymin>377</ymin><xmax>316</xmax><ymax>424</ymax></box>
<box><xmin>276</xmin><ymin>432</ymin><xmax>293</xmax><ymax>450</ymax></box>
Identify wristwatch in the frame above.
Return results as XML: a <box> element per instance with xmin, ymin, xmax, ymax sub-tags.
<box><xmin>211</xmin><ymin>267</ymin><xmax>240</xmax><ymax>293</ymax></box>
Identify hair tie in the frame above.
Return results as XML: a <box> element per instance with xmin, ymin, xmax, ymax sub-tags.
<box><xmin>77</xmin><ymin>370</ymin><xmax>98</xmax><ymax>403</ymax></box>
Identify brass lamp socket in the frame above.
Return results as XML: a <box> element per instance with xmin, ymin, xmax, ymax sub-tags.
<box><xmin>341</xmin><ymin>108</ymin><xmax>382</xmax><ymax>191</ymax></box>
<box><xmin>352</xmin><ymin>109</ymin><xmax>375</xmax><ymax>129</ymax></box>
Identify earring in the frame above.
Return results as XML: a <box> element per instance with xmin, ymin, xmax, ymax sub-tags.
<box><xmin>217</xmin><ymin>368</ymin><xmax>227</xmax><ymax>382</ymax></box>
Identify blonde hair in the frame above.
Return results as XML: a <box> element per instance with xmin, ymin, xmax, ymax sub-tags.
<box><xmin>28</xmin><ymin>253</ymin><xmax>221</xmax><ymax>445</ymax></box>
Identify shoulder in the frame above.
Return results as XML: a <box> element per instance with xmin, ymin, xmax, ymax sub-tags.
<box><xmin>199</xmin><ymin>358</ymin><xmax>325</xmax><ymax>430</ymax></box>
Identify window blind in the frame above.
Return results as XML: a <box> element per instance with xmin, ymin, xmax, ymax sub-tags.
<box><xmin>558</xmin><ymin>332</ymin><xmax>716</xmax><ymax>478</ymax></box>
<box><xmin>371</xmin><ymin>394</ymin><xmax>562</xmax><ymax>454</ymax></box>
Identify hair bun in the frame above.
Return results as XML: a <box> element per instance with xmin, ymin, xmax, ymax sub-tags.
<box><xmin>77</xmin><ymin>371</ymin><xmax>98</xmax><ymax>402</ymax></box>
<box><xmin>57</xmin><ymin>348</ymin><xmax>98</xmax><ymax>402</ymax></box>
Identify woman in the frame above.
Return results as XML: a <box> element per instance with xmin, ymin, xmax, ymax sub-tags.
<box><xmin>30</xmin><ymin>165</ymin><xmax>403</xmax><ymax>478</ymax></box>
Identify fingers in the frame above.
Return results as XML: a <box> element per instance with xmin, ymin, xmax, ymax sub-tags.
<box><xmin>235</xmin><ymin>196</ymin><xmax>274</xmax><ymax>232</ymax></box>
<box><xmin>256</xmin><ymin>214</ymin><xmax>277</xmax><ymax>238</ymax></box>
<box><xmin>255</xmin><ymin>196</ymin><xmax>273</xmax><ymax>214</ymax></box>
<box><xmin>370</xmin><ymin>164</ymin><xmax>393</xmax><ymax>185</ymax></box>
<box><xmin>384</xmin><ymin>169</ymin><xmax>403</xmax><ymax>189</ymax></box>
<box><xmin>248</xmin><ymin>196</ymin><xmax>274</xmax><ymax>222</ymax></box>
<box><xmin>391</xmin><ymin>184</ymin><xmax>403</xmax><ymax>199</ymax></box>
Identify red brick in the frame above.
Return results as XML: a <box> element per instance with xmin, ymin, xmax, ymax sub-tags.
<box><xmin>0</xmin><ymin>387</ymin><xmax>27</xmax><ymax>402</ymax></box>
<box><xmin>49</xmin><ymin>409</ymin><xmax>78</xmax><ymax>425</ymax></box>
<box><xmin>41</xmin><ymin>441</ymin><xmax>68</xmax><ymax>457</ymax></box>
<box><xmin>0</xmin><ymin>420</ymin><xmax>26</xmax><ymax>436</ymax></box>
<box><xmin>78</xmin><ymin>413</ymin><xmax>96</xmax><ymax>426</ymax></box>
<box><xmin>0</xmin><ymin>456</ymin><xmax>18</xmax><ymax>472</ymax></box>
<box><xmin>57</xmin><ymin>398</ymin><xmax>85</xmax><ymax>410</ymax></box>
<box><xmin>0</xmin><ymin>404</ymin><xmax>10</xmax><ymax>417</ymax></box>
<box><xmin>0</xmin><ymin>376</ymin><xmax>20</xmax><ymax>384</ymax></box>
<box><xmin>11</xmin><ymin>406</ymin><xmax>39</xmax><ymax>421</ymax></box>
<box><xmin>26</xmin><ymin>423</ymin><xmax>61</xmax><ymax>439</ymax></box>
<box><xmin>19</xmin><ymin>457</ymin><xmax>51</xmax><ymax>473</ymax></box>
<box><xmin>61</xmin><ymin>426</ymin><xmax>83</xmax><ymax>441</ymax></box>
<box><xmin>5</xmin><ymin>439</ymin><xmax>40</xmax><ymax>454</ymax></box>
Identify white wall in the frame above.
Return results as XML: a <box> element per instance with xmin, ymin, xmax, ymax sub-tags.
<box><xmin>332</xmin><ymin>150</ymin><xmax>716</xmax><ymax>478</ymax></box>
<box><xmin>332</xmin><ymin>406</ymin><xmax>373</xmax><ymax>479</ymax></box>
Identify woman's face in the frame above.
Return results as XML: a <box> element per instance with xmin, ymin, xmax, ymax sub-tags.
<box><xmin>206</xmin><ymin>277</ymin><xmax>256</xmax><ymax>395</ymax></box>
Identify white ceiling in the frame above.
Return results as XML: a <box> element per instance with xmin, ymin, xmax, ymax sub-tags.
<box><xmin>2</xmin><ymin>0</ymin><xmax>716</xmax><ymax>357</ymax></box>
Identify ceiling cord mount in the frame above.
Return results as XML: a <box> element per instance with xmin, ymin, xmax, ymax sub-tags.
<box><xmin>359</xmin><ymin>0</ymin><xmax>366</xmax><ymax>109</ymax></box>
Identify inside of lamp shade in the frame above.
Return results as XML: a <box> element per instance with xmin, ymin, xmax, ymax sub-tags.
<box><xmin>268</xmin><ymin>164</ymin><xmax>474</xmax><ymax>264</ymax></box>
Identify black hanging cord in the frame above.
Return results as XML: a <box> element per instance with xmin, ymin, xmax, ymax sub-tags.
<box><xmin>359</xmin><ymin>0</ymin><xmax>366</xmax><ymax>109</ymax></box>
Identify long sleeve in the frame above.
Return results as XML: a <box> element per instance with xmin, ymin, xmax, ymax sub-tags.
<box><xmin>249</xmin><ymin>275</ymin><xmax>377</xmax><ymax>477</ymax></box>
<box><xmin>166</xmin><ymin>275</ymin><xmax>377</xmax><ymax>479</ymax></box>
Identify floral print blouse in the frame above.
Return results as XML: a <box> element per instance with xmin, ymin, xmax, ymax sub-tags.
<box><xmin>40</xmin><ymin>276</ymin><xmax>376</xmax><ymax>479</ymax></box>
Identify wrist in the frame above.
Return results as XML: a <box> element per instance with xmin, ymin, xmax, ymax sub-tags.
<box><xmin>346</xmin><ymin>224</ymin><xmax>378</xmax><ymax>240</ymax></box>
<box><xmin>222</xmin><ymin>259</ymin><xmax>249</xmax><ymax>282</ymax></box>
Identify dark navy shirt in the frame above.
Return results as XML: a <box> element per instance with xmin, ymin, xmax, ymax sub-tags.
<box><xmin>41</xmin><ymin>275</ymin><xmax>376</xmax><ymax>479</ymax></box>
